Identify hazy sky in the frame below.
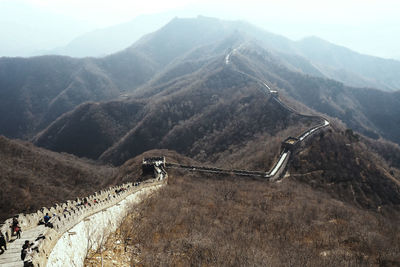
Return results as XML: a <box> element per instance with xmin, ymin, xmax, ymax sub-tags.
<box><xmin>1</xmin><ymin>0</ymin><xmax>399</xmax><ymax>58</ymax></box>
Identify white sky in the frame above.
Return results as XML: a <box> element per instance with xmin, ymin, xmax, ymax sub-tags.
<box><xmin>17</xmin><ymin>0</ymin><xmax>400</xmax><ymax>26</ymax></box>
<box><xmin>1</xmin><ymin>0</ymin><xmax>399</xmax><ymax>58</ymax></box>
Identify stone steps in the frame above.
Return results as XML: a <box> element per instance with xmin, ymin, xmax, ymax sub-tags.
<box><xmin>0</xmin><ymin>182</ymin><xmax>161</xmax><ymax>266</ymax></box>
<box><xmin>0</xmin><ymin>256</ymin><xmax>22</xmax><ymax>264</ymax></box>
<box><xmin>0</xmin><ymin>225</ymin><xmax>46</xmax><ymax>266</ymax></box>
<box><xmin>0</xmin><ymin>262</ymin><xmax>23</xmax><ymax>267</ymax></box>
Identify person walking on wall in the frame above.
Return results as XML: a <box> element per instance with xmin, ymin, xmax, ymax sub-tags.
<box><xmin>11</xmin><ymin>216</ymin><xmax>22</xmax><ymax>238</ymax></box>
<box><xmin>14</xmin><ymin>225</ymin><xmax>21</xmax><ymax>239</ymax></box>
<box><xmin>0</xmin><ymin>232</ymin><xmax>7</xmax><ymax>254</ymax></box>
<box><xmin>21</xmin><ymin>235</ymin><xmax>44</xmax><ymax>267</ymax></box>
<box><xmin>21</xmin><ymin>242</ymin><xmax>36</xmax><ymax>267</ymax></box>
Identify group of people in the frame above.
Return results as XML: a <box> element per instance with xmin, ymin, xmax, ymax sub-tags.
<box><xmin>0</xmin><ymin>217</ymin><xmax>21</xmax><ymax>256</ymax></box>
<box><xmin>0</xmin><ymin>183</ymin><xmax>138</xmax><ymax>261</ymax></box>
<box><xmin>75</xmin><ymin>197</ymin><xmax>99</xmax><ymax>207</ymax></box>
<box><xmin>20</xmin><ymin>235</ymin><xmax>45</xmax><ymax>267</ymax></box>
<box><xmin>115</xmin><ymin>187</ymin><xmax>127</xmax><ymax>194</ymax></box>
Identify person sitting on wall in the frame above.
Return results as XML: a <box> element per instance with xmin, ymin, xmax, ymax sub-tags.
<box><xmin>0</xmin><ymin>232</ymin><xmax>7</xmax><ymax>254</ymax></box>
<box><xmin>44</xmin><ymin>213</ymin><xmax>50</xmax><ymax>223</ymax></box>
<box><xmin>43</xmin><ymin>213</ymin><xmax>53</xmax><ymax>228</ymax></box>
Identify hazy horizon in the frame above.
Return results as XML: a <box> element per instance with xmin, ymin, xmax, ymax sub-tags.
<box><xmin>1</xmin><ymin>0</ymin><xmax>399</xmax><ymax>59</ymax></box>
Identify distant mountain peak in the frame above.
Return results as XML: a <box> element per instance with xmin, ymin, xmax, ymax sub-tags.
<box><xmin>297</xmin><ymin>36</ymin><xmax>341</xmax><ymax>50</ymax></box>
<box><xmin>300</xmin><ymin>35</ymin><xmax>326</xmax><ymax>42</ymax></box>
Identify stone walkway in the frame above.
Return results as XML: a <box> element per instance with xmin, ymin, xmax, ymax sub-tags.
<box><xmin>0</xmin><ymin>225</ymin><xmax>46</xmax><ymax>267</ymax></box>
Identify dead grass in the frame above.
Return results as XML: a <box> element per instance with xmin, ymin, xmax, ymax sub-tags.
<box><xmin>105</xmin><ymin>171</ymin><xmax>399</xmax><ymax>266</ymax></box>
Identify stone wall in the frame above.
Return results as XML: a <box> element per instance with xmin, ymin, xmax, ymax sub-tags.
<box><xmin>1</xmin><ymin>167</ymin><xmax>167</xmax><ymax>267</ymax></box>
<box><xmin>29</xmin><ymin>179</ymin><xmax>166</xmax><ymax>267</ymax></box>
<box><xmin>46</xmin><ymin>184</ymin><xmax>163</xmax><ymax>267</ymax></box>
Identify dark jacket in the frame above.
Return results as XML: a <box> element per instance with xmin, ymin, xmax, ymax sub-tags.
<box><xmin>44</xmin><ymin>215</ymin><xmax>50</xmax><ymax>223</ymax></box>
<box><xmin>0</xmin><ymin>234</ymin><xmax>6</xmax><ymax>245</ymax></box>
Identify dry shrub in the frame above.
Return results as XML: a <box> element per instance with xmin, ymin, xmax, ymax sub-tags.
<box><xmin>0</xmin><ymin>136</ymin><xmax>116</xmax><ymax>220</ymax></box>
<box><xmin>118</xmin><ymin>171</ymin><xmax>400</xmax><ymax>266</ymax></box>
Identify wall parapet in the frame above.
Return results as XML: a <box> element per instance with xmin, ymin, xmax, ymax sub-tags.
<box><xmin>33</xmin><ymin>179</ymin><xmax>165</xmax><ymax>267</ymax></box>
<box><xmin>1</xmin><ymin>166</ymin><xmax>167</xmax><ymax>267</ymax></box>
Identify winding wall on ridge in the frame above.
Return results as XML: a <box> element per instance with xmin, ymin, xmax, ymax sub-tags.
<box><xmin>1</xmin><ymin>47</ymin><xmax>331</xmax><ymax>267</ymax></box>
<box><xmin>166</xmin><ymin>47</ymin><xmax>331</xmax><ymax>180</ymax></box>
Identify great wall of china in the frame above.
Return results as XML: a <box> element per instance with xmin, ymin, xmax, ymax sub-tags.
<box><xmin>0</xmin><ymin>166</ymin><xmax>167</xmax><ymax>267</ymax></box>
<box><xmin>0</xmin><ymin>47</ymin><xmax>331</xmax><ymax>266</ymax></box>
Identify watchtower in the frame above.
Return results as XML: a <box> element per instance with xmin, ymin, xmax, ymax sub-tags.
<box><xmin>142</xmin><ymin>157</ymin><xmax>166</xmax><ymax>176</ymax></box>
<box><xmin>270</xmin><ymin>90</ymin><xmax>278</xmax><ymax>97</ymax></box>
<box><xmin>282</xmin><ymin>137</ymin><xmax>299</xmax><ymax>150</ymax></box>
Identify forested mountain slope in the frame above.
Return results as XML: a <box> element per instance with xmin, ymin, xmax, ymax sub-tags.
<box><xmin>0</xmin><ymin>17</ymin><xmax>245</xmax><ymax>139</ymax></box>
<box><xmin>33</xmin><ymin>23</ymin><xmax>400</xmax><ymax>167</ymax></box>
<box><xmin>229</xmin><ymin>45</ymin><xmax>400</xmax><ymax>144</ymax></box>
<box><xmin>295</xmin><ymin>36</ymin><xmax>400</xmax><ymax>91</ymax></box>
<box><xmin>0</xmin><ymin>136</ymin><xmax>114</xmax><ymax>220</ymax></box>
<box><xmin>103</xmin><ymin>131</ymin><xmax>400</xmax><ymax>266</ymax></box>
<box><xmin>2</xmin><ymin>16</ymin><xmax>399</xmax><ymax>143</ymax></box>
<box><xmin>35</xmin><ymin>56</ymin><xmax>315</xmax><ymax>167</ymax></box>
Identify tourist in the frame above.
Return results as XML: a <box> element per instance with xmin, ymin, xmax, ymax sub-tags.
<box><xmin>0</xmin><ymin>232</ymin><xmax>6</xmax><ymax>254</ymax></box>
<box><xmin>11</xmin><ymin>217</ymin><xmax>21</xmax><ymax>238</ymax></box>
<box><xmin>43</xmin><ymin>213</ymin><xmax>53</xmax><ymax>228</ymax></box>
<box><xmin>12</xmin><ymin>217</ymin><xmax>18</xmax><ymax>228</ymax></box>
<box><xmin>12</xmin><ymin>217</ymin><xmax>22</xmax><ymax>239</ymax></box>
<box><xmin>21</xmin><ymin>242</ymin><xmax>37</xmax><ymax>267</ymax></box>
<box><xmin>21</xmin><ymin>235</ymin><xmax>45</xmax><ymax>266</ymax></box>
<box><xmin>14</xmin><ymin>224</ymin><xmax>21</xmax><ymax>239</ymax></box>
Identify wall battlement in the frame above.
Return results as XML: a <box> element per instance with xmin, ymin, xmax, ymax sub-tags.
<box><xmin>0</xmin><ymin>167</ymin><xmax>167</xmax><ymax>267</ymax></box>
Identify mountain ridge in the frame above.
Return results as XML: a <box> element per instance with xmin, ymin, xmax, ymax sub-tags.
<box><xmin>26</xmin><ymin>15</ymin><xmax>400</xmax><ymax>92</ymax></box>
<box><xmin>1</xmin><ymin>16</ymin><xmax>400</xmax><ymax>160</ymax></box>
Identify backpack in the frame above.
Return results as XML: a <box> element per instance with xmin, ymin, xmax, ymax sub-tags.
<box><xmin>21</xmin><ymin>248</ymin><xmax>27</xmax><ymax>260</ymax></box>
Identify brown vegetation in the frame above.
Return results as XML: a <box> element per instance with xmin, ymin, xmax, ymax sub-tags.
<box><xmin>109</xmin><ymin>171</ymin><xmax>400</xmax><ymax>266</ymax></box>
<box><xmin>214</xmin><ymin>124</ymin><xmax>311</xmax><ymax>171</ymax></box>
<box><xmin>290</xmin><ymin>129</ymin><xmax>400</xmax><ymax>209</ymax></box>
<box><xmin>35</xmin><ymin>61</ymin><xmax>316</xmax><ymax>168</ymax></box>
<box><xmin>33</xmin><ymin>99</ymin><xmax>146</xmax><ymax>159</ymax></box>
<box><xmin>233</xmin><ymin>45</ymin><xmax>400</xmax><ymax>144</ymax></box>
<box><xmin>363</xmin><ymin>137</ymin><xmax>400</xmax><ymax>171</ymax></box>
<box><xmin>0</xmin><ymin>136</ymin><xmax>116</xmax><ymax>221</ymax></box>
<box><xmin>99</xmin><ymin>65</ymin><xmax>318</xmax><ymax>166</ymax></box>
<box><xmin>0</xmin><ymin>135</ymin><xmax>189</xmax><ymax>222</ymax></box>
